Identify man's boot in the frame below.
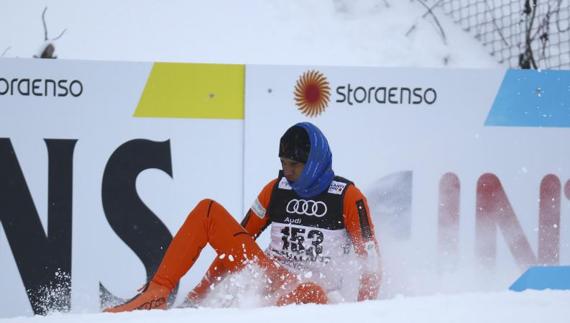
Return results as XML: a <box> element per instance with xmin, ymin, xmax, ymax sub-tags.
<box><xmin>103</xmin><ymin>281</ymin><xmax>170</xmax><ymax>313</ymax></box>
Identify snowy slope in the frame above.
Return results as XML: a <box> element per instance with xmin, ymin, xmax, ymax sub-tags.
<box><xmin>1</xmin><ymin>291</ymin><xmax>569</xmax><ymax>323</ymax></box>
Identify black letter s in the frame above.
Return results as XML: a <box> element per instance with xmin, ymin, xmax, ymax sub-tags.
<box><xmin>336</xmin><ymin>86</ymin><xmax>346</xmax><ymax>103</ymax></box>
<box><xmin>100</xmin><ymin>139</ymin><xmax>176</xmax><ymax>308</ymax></box>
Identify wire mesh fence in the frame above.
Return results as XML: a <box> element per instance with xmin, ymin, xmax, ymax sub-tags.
<box><xmin>439</xmin><ymin>0</ymin><xmax>570</xmax><ymax>69</ymax></box>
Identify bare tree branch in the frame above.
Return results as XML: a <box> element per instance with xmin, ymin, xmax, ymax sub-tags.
<box><xmin>420</xmin><ymin>0</ymin><xmax>445</xmax><ymax>19</ymax></box>
<box><xmin>405</xmin><ymin>25</ymin><xmax>416</xmax><ymax>37</ymax></box>
<box><xmin>37</xmin><ymin>6</ymin><xmax>67</xmax><ymax>59</ymax></box>
<box><xmin>484</xmin><ymin>0</ymin><xmax>509</xmax><ymax>46</ymax></box>
<box><xmin>41</xmin><ymin>6</ymin><xmax>67</xmax><ymax>41</ymax></box>
<box><xmin>1</xmin><ymin>46</ymin><xmax>11</xmax><ymax>57</ymax></box>
<box><xmin>53</xmin><ymin>28</ymin><xmax>67</xmax><ymax>41</ymax></box>
<box><xmin>42</xmin><ymin>7</ymin><xmax>49</xmax><ymax>41</ymax></box>
<box><xmin>520</xmin><ymin>0</ymin><xmax>538</xmax><ymax>69</ymax></box>
<box><xmin>526</xmin><ymin>0</ymin><xmax>538</xmax><ymax>69</ymax></box>
<box><xmin>407</xmin><ymin>0</ymin><xmax>447</xmax><ymax>45</ymax></box>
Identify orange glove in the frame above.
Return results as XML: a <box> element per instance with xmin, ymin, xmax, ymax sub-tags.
<box><xmin>358</xmin><ymin>271</ymin><xmax>381</xmax><ymax>301</ymax></box>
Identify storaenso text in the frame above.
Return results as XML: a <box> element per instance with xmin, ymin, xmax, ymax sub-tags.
<box><xmin>0</xmin><ymin>78</ymin><xmax>83</xmax><ymax>97</ymax></box>
<box><xmin>336</xmin><ymin>84</ymin><xmax>437</xmax><ymax>105</ymax></box>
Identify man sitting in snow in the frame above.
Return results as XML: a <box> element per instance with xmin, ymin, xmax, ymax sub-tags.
<box><xmin>105</xmin><ymin>122</ymin><xmax>381</xmax><ymax>312</ymax></box>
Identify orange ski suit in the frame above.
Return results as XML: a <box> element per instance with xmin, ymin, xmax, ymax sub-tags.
<box><xmin>105</xmin><ymin>177</ymin><xmax>381</xmax><ymax>312</ymax></box>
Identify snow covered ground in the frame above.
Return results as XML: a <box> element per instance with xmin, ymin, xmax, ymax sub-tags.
<box><xmin>1</xmin><ymin>291</ymin><xmax>569</xmax><ymax>323</ymax></box>
<box><xmin>1</xmin><ymin>0</ymin><xmax>568</xmax><ymax>322</ymax></box>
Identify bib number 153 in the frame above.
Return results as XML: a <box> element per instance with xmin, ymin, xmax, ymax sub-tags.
<box><xmin>281</xmin><ymin>227</ymin><xmax>324</xmax><ymax>257</ymax></box>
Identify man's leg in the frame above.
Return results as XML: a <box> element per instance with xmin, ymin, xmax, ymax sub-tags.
<box><xmin>105</xmin><ymin>199</ymin><xmax>285</xmax><ymax>312</ymax></box>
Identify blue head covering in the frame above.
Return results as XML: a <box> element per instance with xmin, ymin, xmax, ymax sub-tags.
<box><xmin>282</xmin><ymin>122</ymin><xmax>334</xmax><ymax>198</ymax></box>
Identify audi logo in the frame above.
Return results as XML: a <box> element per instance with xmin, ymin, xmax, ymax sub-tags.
<box><xmin>286</xmin><ymin>199</ymin><xmax>327</xmax><ymax>217</ymax></box>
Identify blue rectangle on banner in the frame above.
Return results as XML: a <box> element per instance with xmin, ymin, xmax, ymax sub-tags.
<box><xmin>486</xmin><ymin>69</ymin><xmax>570</xmax><ymax>128</ymax></box>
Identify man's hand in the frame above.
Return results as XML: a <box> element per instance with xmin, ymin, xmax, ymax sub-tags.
<box><xmin>358</xmin><ymin>271</ymin><xmax>381</xmax><ymax>301</ymax></box>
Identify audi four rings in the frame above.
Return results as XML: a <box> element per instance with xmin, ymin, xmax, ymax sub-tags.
<box><xmin>286</xmin><ymin>199</ymin><xmax>328</xmax><ymax>217</ymax></box>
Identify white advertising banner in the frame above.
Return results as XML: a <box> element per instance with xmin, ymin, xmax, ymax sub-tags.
<box><xmin>244</xmin><ymin>66</ymin><xmax>570</xmax><ymax>297</ymax></box>
<box><xmin>2</xmin><ymin>59</ymin><xmax>570</xmax><ymax>317</ymax></box>
<box><xmin>0</xmin><ymin>58</ymin><xmax>245</xmax><ymax>317</ymax></box>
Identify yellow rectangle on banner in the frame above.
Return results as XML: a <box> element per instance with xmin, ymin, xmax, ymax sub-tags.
<box><xmin>134</xmin><ymin>63</ymin><xmax>244</xmax><ymax>119</ymax></box>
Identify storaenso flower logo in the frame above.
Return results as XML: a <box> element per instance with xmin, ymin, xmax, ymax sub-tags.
<box><xmin>293</xmin><ymin>70</ymin><xmax>330</xmax><ymax>117</ymax></box>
